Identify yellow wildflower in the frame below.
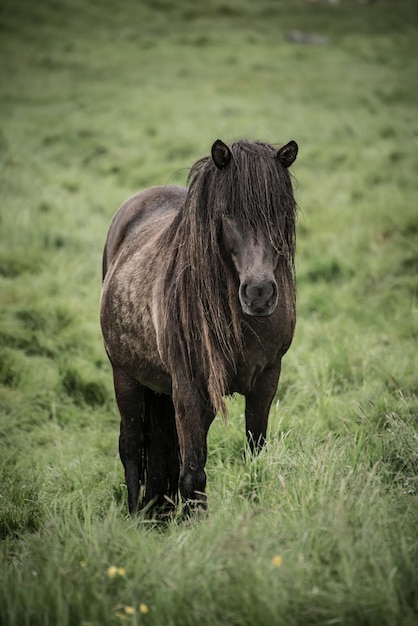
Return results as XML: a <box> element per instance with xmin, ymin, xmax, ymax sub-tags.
<box><xmin>115</xmin><ymin>611</ymin><xmax>127</xmax><ymax>620</ymax></box>
<box><xmin>139</xmin><ymin>603</ymin><xmax>149</xmax><ymax>614</ymax></box>
<box><xmin>272</xmin><ymin>555</ymin><xmax>283</xmax><ymax>568</ymax></box>
<box><xmin>107</xmin><ymin>565</ymin><xmax>126</xmax><ymax>579</ymax></box>
<box><xmin>124</xmin><ymin>606</ymin><xmax>135</xmax><ymax>615</ymax></box>
<box><xmin>107</xmin><ymin>566</ymin><xmax>118</xmax><ymax>578</ymax></box>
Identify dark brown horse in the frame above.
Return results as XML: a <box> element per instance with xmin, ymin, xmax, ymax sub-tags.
<box><xmin>100</xmin><ymin>138</ymin><xmax>298</xmax><ymax>515</ymax></box>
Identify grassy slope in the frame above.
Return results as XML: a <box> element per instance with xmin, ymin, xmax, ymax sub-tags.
<box><xmin>0</xmin><ymin>0</ymin><xmax>417</xmax><ymax>624</ymax></box>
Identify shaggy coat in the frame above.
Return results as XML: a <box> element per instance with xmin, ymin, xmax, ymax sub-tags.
<box><xmin>100</xmin><ymin>138</ymin><xmax>298</xmax><ymax>514</ymax></box>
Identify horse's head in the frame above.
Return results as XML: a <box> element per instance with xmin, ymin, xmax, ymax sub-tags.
<box><xmin>221</xmin><ymin>217</ymin><xmax>279</xmax><ymax>316</ymax></box>
<box><xmin>213</xmin><ymin>138</ymin><xmax>298</xmax><ymax>318</ymax></box>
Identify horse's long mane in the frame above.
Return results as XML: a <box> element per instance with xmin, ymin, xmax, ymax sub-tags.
<box><xmin>157</xmin><ymin>140</ymin><xmax>297</xmax><ymax>415</ymax></box>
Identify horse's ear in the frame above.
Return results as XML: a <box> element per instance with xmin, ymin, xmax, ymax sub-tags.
<box><xmin>211</xmin><ymin>139</ymin><xmax>232</xmax><ymax>170</ymax></box>
<box><xmin>277</xmin><ymin>140</ymin><xmax>298</xmax><ymax>168</ymax></box>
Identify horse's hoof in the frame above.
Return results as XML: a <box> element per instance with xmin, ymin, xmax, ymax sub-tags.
<box><xmin>182</xmin><ymin>498</ymin><xmax>208</xmax><ymax>522</ymax></box>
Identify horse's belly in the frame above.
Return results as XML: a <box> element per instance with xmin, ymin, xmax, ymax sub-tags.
<box><xmin>128</xmin><ymin>363</ymin><xmax>171</xmax><ymax>395</ymax></box>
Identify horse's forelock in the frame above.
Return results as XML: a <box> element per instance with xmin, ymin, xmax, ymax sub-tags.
<box><xmin>188</xmin><ymin>140</ymin><xmax>296</xmax><ymax>256</ymax></box>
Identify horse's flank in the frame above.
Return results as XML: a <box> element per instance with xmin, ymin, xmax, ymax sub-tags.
<box><xmin>101</xmin><ymin>186</ymin><xmax>186</xmax><ymax>395</ymax></box>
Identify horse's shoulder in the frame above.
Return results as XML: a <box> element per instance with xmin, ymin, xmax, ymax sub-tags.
<box><xmin>102</xmin><ymin>186</ymin><xmax>186</xmax><ymax>279</ymax></box>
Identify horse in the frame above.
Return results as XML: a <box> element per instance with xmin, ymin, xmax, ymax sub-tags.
<box><xmin>100</xmin><ymin>138</ymin><xmax>298</xmax><ymax>515</ymax></box>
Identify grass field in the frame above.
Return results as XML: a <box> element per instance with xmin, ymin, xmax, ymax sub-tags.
<box><xmin>1</xmin><ymin>0</ymin><xmax>417</xmax><ymax>624</ymax></box>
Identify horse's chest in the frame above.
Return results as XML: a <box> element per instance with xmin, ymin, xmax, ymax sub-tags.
<box><xmin>230</xmin><ymin>310</ymin><xmax>294</xmax><ymax>395</ymax></box>
<box><xmin>224</xmin><ymin>338</ymin><xmax>270</xmax><ymax>396</ymax></box>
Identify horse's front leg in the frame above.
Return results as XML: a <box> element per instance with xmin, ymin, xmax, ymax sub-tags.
<box><xmin>173</xmin><ymin>393</ymin><xmax>215</xmax><ymax>514</ymax></box>
<box><xmin>245</xmin><ymin>363</ymin><xmax>282</xmax><ymax>454</ymax></box>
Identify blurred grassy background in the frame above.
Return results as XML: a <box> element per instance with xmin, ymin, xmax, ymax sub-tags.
<box><xmin>0</xmin><ymin>1</ymin><xmax>417</xmax><ymax>624</ymax></box>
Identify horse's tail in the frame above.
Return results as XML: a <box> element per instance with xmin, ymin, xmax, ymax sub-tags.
<box><xmin>141</xmin><ymin>389</ymin><xmax>180</xmax><ymax>514</ymax></box>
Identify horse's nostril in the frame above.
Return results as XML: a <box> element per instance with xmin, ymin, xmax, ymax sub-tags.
<box><xmin>251</xmin><ymin>282</ymin><xmax>272</xmax><ymax>299</ymax></box>
<box><xmin>241</xmin><ymin>280</ymin><xmax>276</xmax><ymax>309</ymax></box>
<box><xmin>247</xmin><ymin>284</ymin><xmax>263</xmax><ymax>299</ymax></box>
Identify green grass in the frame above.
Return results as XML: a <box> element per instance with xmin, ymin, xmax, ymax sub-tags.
<box><xmin>1</xmin><ymin>0</ymin><xmax>417</xmax><ymax>624</ymax></box>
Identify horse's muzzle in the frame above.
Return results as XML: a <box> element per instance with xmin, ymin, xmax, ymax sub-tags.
<box><xmin>239</xmin><ymin>279</ymin><xmax>278</xmax><ymax>317</ymax></box>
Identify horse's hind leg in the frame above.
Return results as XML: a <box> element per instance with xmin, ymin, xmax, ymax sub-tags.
<box><xmin>112</xmin><ymin>365</ymin><xmax>145</xmax><ymax>514</ymax></box>
<box><xmin>143</xmin><ymin>390</ymin><xmax>180</xmax><ymax>515</ymax></box>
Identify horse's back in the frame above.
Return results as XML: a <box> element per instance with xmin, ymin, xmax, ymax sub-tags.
<box><xmin>102</xmin><ymin>185</ymin><xmax>186</xmax><ymax>280</ymax></box>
